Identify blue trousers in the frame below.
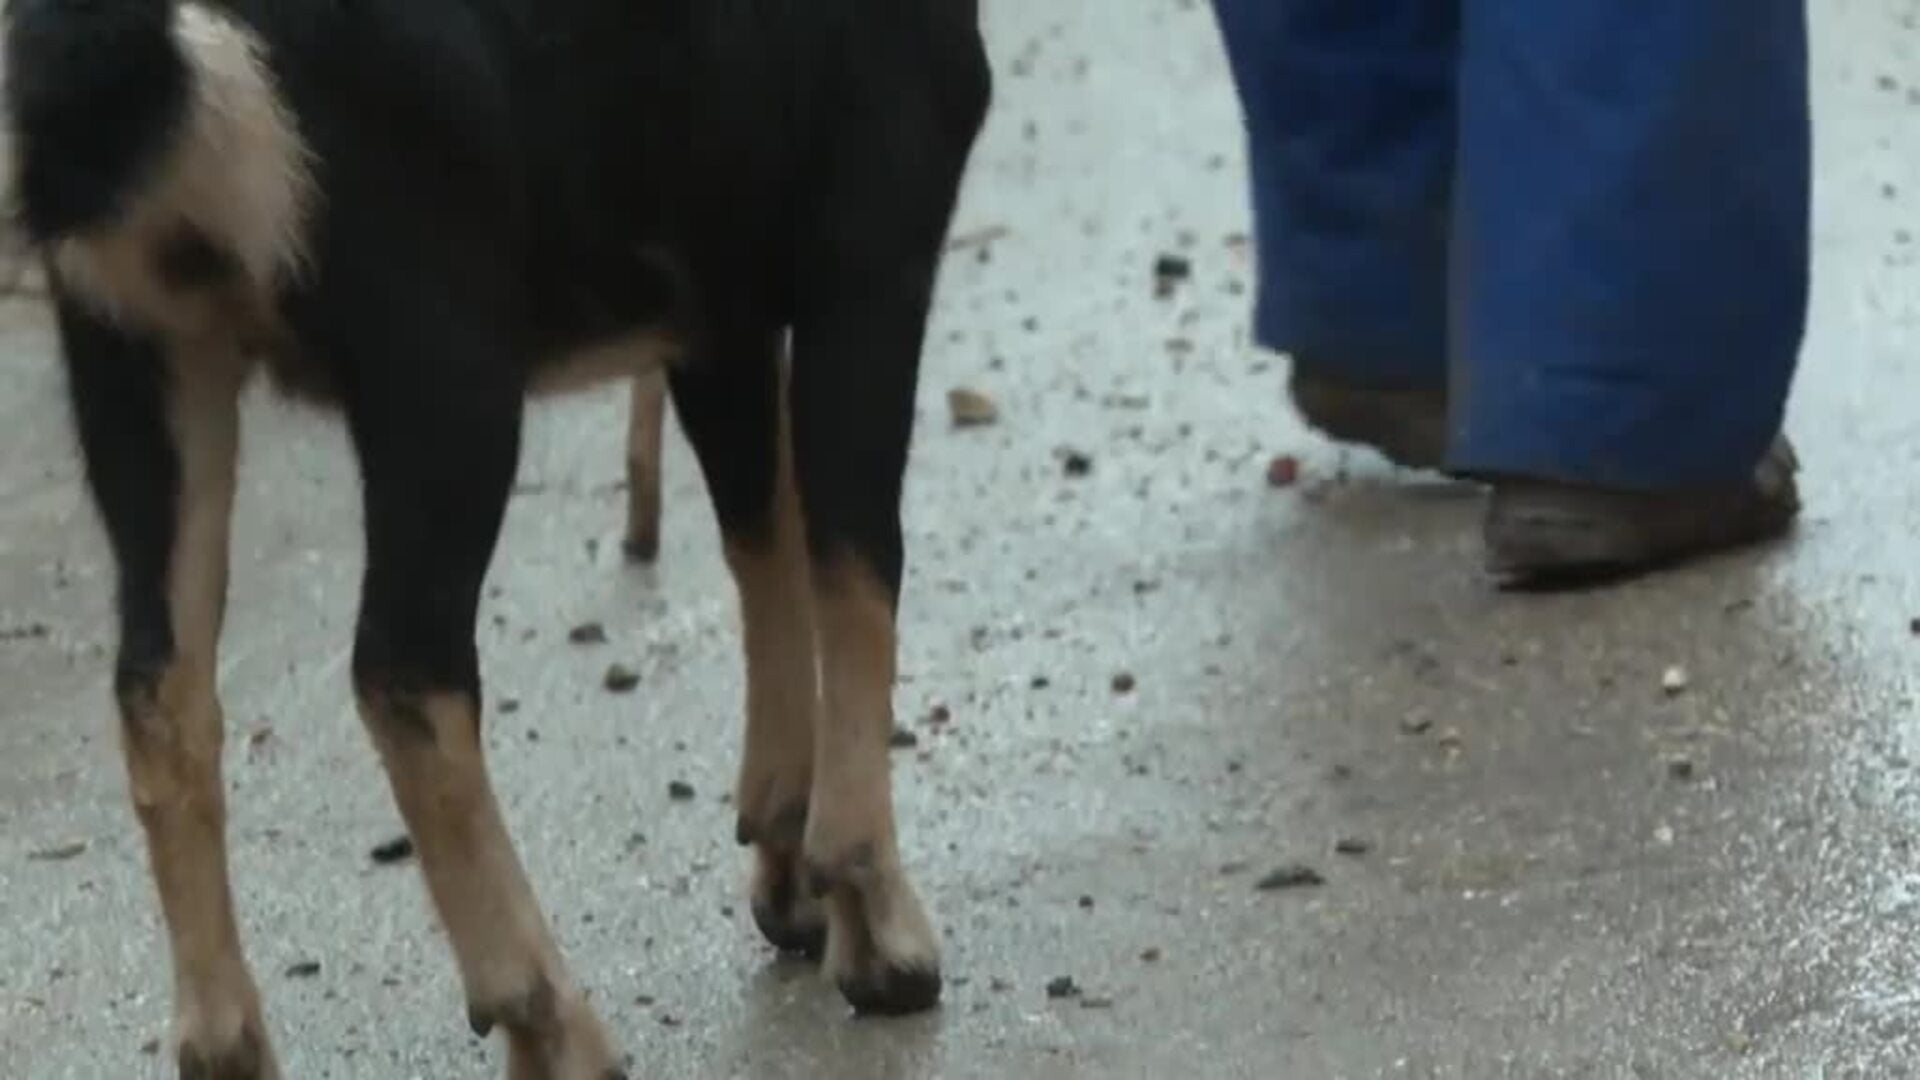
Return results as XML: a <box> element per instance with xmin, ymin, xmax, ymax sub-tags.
<box><xmin>1210</xmin><ymin>1</ymin><xmax>1810</xmax><ymax>488</ymax></box>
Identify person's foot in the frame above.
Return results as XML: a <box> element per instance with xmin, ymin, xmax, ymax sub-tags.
<box><xmin>1288</xmin><ymin>364</ymin><xmax>1448</xmax><ymax>470</ymax></box>
<box><xmin>1483</xmin><ymin>437</ymin><xmax>1800</xmax><ymax>586</ymax></box>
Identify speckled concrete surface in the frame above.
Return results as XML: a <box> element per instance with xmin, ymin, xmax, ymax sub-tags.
<box><xmin>5</xmin><ymin>2</ymin><xmax>1920</xmax><ymax>1078</ymax></box>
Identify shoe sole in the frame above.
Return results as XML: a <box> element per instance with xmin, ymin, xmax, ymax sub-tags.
<box><xmin>1484</xmin><ymin>439</ymin><xmax>1801</xmax><ymax>588</ymax></box>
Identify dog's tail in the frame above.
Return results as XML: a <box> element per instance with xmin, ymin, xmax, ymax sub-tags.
<box><xmin>4</xmin><ymin>0</ymin><xmax>191</xmax><ymax>242</ymax></box>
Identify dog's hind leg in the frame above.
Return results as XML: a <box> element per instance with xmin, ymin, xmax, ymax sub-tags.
<box><xmin>58</xmin><ymin>292</ymin><xmax>277</xmax><ymax>1078</ymax></box>
<box><xmin>334</xmin><ymin>264</ymin><xmax>623</xmax><ymax>1079</ymax></box>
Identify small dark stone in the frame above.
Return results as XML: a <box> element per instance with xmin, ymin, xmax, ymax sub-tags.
<box><xmin>1139</xmin><ymin>947</ymin><xmax>1162</xmax><ymax>963</ymax></box>
<box><xmin>369</xmin><ymin>835</ymin><xmax>415</xmax><ymax>866</ymax></box>
<box><xmin>1152</xmin><ymin>253</ymin><xmax>1193</xmax><ymax>298</ymax></box>
<box><xmin>1255</xmin><ymin>864</ymin><xmax>1326</xmax><ymax>891</ymax></box>
<box><xmin>569</xmin><ymin>622</ymin><xmax>608</xmax><ymax>646</ymax></box>
<box><xmin>1111</xmin><ymin>671</ymin><xmax>1137</xmax><ymax>695</ymax></box>
<box><xmin>498</xmin><ymin>698</ymin><xmax>521</xmax><ymax>715</ymax></box>
<box><xmin>1030</xmin><ymin>675</ymin><xmax>1052</xmax><ymax>690</ymax></box>
<box><xmin>604</xmin><ymin>664</ymin><xmax>642</xmax><ymax>693</ymax></box>
<box><xmin>1668</xmin><ymin>757</ymin><xmax>1696</xmax><ymax>781</ymax></box>
<box><xmin>1077</xmin><ymin>894</ymin><xmax>1095</xmax><ymax>910</ymax></box>
<box><xmin>1045</xmin><ymin>975</ymin><xmax>1081</xmax><ymax>1000</ymax></box>
<box><xmin>927</xmin><ymin>704</ymin><xmax>953</xmax><ymax>726</ymax></box>
<box><xmin>1400</xmin><ymin>716</ymin><xmax>1433</xmax><ymax>735</ymax></box>
<box><xmin>1061</xmin><ymin>450</ymin><xmax>1094</xmax><ymax>478</ymax></box>
<box><xmin>285</xmin><ymin>960</ymin><xmax>322</xmax><ymax>979</ymax></box>
<box><xmin>889</xmin><ymin>726</ymin><xmax>921</xmax><ymax>749</ymax></box>
<box><xmin>27</xmin><ymin>841</ymin><xmax>87</xmax><ymax>862</ymax></box>
<box><xmin>1080</xmin><ymin>995</ymin><xmax>1116</xmax><ymax>1010</ymax></box>
<box><xmin>667</xmin><ymin>780</ymin><xmax>697</xmax><ymax>802</ymax></box>
<box><xmin>1333</xmin><ymin>838</ymin><xmax>1371</xmax><ymax>857</ymax></box>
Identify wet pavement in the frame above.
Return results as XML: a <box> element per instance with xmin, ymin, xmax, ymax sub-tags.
<box><xmin>5</xmin><ymin>1</ymin><xmax>1920</xmax><ymax>1078</ymax></box>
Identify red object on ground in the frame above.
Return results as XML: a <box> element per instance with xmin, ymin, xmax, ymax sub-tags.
<box><xmin>1266</xmin><ymin>454</ymin><xmax>1301</xmax><ymax>488</ymax></box>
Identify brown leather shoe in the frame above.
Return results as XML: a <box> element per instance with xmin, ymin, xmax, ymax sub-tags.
<box><xmin>1288</xmin><ymin>364</ymin><xmax>1448</xmax><ymax>470</ymax></box>
<box><xmin>1483</xmin><ymin>437</ymin><xmax>1800</xmax><ymax>586</ymax></box>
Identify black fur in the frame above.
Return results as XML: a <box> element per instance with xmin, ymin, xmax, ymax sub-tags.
<box><xmin>11</xmin><ymin>0</ymin><xmax>989</xmax><ymax>681</ymax></box>
<box><xmin>55</xmin><ymin>292</ymin><xmax>181</xmax><ymax>699</ymax></box>
<box><xmin>5</xmin><ymin>0</ymin><xmax>191</xmax><ymax>240</ymax></box>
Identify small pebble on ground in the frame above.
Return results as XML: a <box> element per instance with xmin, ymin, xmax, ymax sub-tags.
<box><xmin>369</xmin><ymin>836</ymin><xmax>415</xmax><ymax>866</ymax></box>
<box><xmin>1255</xmin><ymin>864</ymin><xmax>1326</xmax><ymax>891</ymax></box>
<box><xmin>948</xmin><ymin>387</ymin><xmax>1000</xmax><ymax>427</ymax></box>
<box><xmin>1267</xmin><ymin>455</ymin><xmax>1301</xmax><ymax>488</ymax></box>
<box><xmin>605</xmin><ymin>664</ymin><xmax>642</xmax><ymax>693</ymax></box>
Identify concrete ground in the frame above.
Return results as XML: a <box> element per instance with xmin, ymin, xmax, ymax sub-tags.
<box><xmin>4</xmin><ymin>2</ymin><xmax>1920</xmax><ymax>1078</ymax></box>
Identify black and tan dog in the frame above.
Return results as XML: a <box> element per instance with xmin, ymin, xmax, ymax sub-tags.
<box><xmin>3</xmin><ymin>0</ymin><xmax>989</xmax><ymax>1075</ymax></box>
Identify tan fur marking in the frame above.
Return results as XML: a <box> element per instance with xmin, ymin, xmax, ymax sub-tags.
<box><xmin>531</xmin><ymin>330</ymin><xmax>683</xmax><ymax>397</ymax></box>
<box><xmin>166</xmin><ymin>349</ymin><xmax>246</xmax><ymax>657</ymax></box>
<box><xmin>727</xmin><ymin>408</ymin><xmax>818</xmax><ymax>849</ymax></box>
<box><xmin>125</xmin><ymin>665</ymin><xmax>277</xmax><ymax>1078</ymax></box>
<box><xmin>357</xmin><ymin>690</ymin><xmax>618</xmax><ymax>1075</ymax></box>
<box><xmin>807</xmin><ymin>564</ymin><xmax>901</xmax><ymax>866</ymax></box>
<box><xmin>121</xmin><ymin>359</ymin><xmax>279</xmax><ymax>1075</ymax></box>
<box><xmin>53</xmin><ymin>2</ymin><xmax>313</xmax><ymax>345</ymax></box>
<box><xmin>624</xmin><ymin>371</ymin><xmax>669</xmax><ymax>560</ymax></box>
<box><xmin>806</xmin><ymin>560</ymin><xmax>941</xmax><ymax>985</ymax></box>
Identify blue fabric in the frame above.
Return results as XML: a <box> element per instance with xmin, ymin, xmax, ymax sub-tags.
<box><xmin>1211</xmin><ymin>0</ymin><xmax>1810</xmax><ymax>489</ymax></box>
